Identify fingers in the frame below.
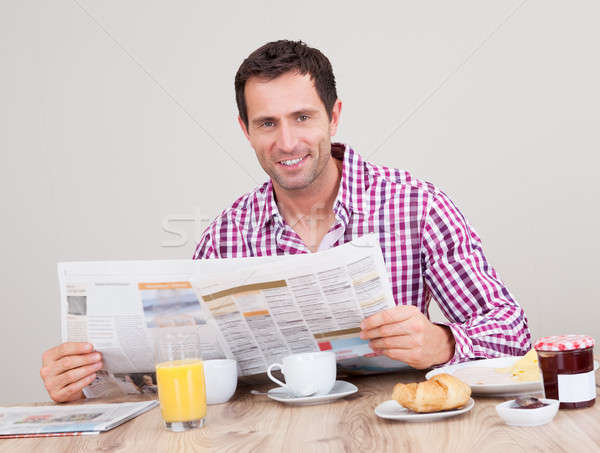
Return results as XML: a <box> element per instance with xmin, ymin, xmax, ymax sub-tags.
<box><xmin>40</xmin><ymin>351</ymin><xmax>102</xmax><ymax>385</ymax></box>
<box><xmin>360</xmin><ymin>306</ymin><xmax>418</xmax><ymax>332</ymax></box>
<box><xmin>40</xmin><ymin>342</ymin><xmax>100</xmax><ymax>403</ymax></box>
<box><xmin>360</xmin><ymin>322</ymin><xmax>409</xmax><ymax>340</ymax></box>
<box><xmin>50</xmin><ymin>352</ymin><xmax>102</xmax><ymax>376</ymax></box>
<box><xmin>42</xmin><ymin>361</ymin><xmax>103</xmax><ymax>402</ymax></box>
<box><xmin>359</xmin><ymin>307</ymin><xmax>454</xmax><ymax>369</ymax></box>
<box><xmin>368</xmin><ymin>335</ymin><xmax>417</xmax><ymax>351</ymax></box>
<box><xmin>50</xmin><ymin>373</ymin><xmax>98</xmax><ymax>403</ymax></box>
<box><xmin>42</xmin><ymin>342</ymin><xmax>94</xmax><ymax>366</ymax></box>
<box><xmin>365</xmin><ymin>321</ymin><xmax>455</xmax><ymax>369</ymax></box>
<box><xmin>46</xmin><ymin>360</ymin><xmax>103</xmax><ymax>390</ymax></box>
<box><xmin>359</xmin><ymin>307</ymin><xmax>432</xmax><ymax>369</ymax></box>
<box><xmin>360</xmin><ymin>309</ymin><xmax>423</xmax><ymax>341</ymax></box>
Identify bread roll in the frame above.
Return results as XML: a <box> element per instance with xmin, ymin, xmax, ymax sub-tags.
<box><xmin>392</xmin><ymin>373</ymin><xmax>471</xmax><ymax>413</ymax></box>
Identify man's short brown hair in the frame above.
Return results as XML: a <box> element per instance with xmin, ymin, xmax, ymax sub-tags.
<box><xmin>235</xmin><ymin>40</ymin><xmax>338</xmax><ymax>128</ymax></box>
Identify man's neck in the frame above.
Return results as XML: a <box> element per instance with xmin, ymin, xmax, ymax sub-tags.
<box><xmin>274</xmin><ymin>156</ymin><xmax>342</xmax><ymax>233</ymax></box>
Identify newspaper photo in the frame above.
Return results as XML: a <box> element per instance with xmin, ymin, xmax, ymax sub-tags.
<box><xmin>58</xmin><ymin>234</ymin><xmax>410</xmax><ymax>398</ymax></box>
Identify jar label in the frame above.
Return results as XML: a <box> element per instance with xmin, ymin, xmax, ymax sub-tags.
<box><xmin>557</xmin><ymin>371</ymin><xmax>596</xmax><ymax>403</ymax></box>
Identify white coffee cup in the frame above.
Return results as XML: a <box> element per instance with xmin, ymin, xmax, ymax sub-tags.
<box><xmin>267</xmin><ymin>351</ymin><xmax>336</xmax><ymax>397</ymax></box>
<box><xmin>203</xmin><ymin>359</ymin><xmax>238</xmax><ymax>405</ymax></box>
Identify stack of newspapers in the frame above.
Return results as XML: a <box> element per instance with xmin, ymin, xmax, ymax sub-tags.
<box><xmin>0</xmin><ymin>401</ymin><xmax>158</xmax><ymax>438</ymax></box>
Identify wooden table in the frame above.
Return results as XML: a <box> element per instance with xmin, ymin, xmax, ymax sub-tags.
<box><xmin>2</xmin><ymin>365</ymin><xmax>599</xmax><ymax>453</ymax></box>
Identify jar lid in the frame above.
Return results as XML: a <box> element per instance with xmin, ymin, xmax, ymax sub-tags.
<box><xmin>534</xmin><ymin>334</ymin><xmax>595</xmax><ymax>352</ymax></box>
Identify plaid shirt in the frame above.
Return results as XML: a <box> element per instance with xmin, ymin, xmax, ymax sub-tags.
<box><xmin>194</xmin><ymin>143</ymin><xmax>531</xmax><ymax>364</ymax></box>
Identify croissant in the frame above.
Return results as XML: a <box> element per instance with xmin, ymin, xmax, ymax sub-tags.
<box><xmin>392</xmin><ymin>373</ymin><xmax>471</xmax><ymax>413</ymax></box>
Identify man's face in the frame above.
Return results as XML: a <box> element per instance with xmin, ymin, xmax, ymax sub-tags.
<box><xmin>239</xmin><ymin>71</ymin><xmax>341</xmax><ymax>192</ymax></box>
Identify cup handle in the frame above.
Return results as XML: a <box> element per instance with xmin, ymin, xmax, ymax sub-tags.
<box><xmin>267</xmin><ymin>363</ymin><xmax>288</xmax><ymax>390</ymax></box>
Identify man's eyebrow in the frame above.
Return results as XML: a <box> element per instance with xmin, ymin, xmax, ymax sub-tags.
<box><xmin>289</xmin><ymin>108</ymin><xmax>320</xmax><ymax>117</ymax></box>
<box><xmin>251</xmin><ymin>109</ymin><xmax>321</xmax><ymax>126</ymax></box>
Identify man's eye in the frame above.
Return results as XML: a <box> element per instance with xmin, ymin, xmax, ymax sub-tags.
<box><xmin>262</xmin><ymin>121</ymin><xmax>275</xmax><ymax>128</ymax></box>
<box><xmin>297</xmin><ymin>115</ymin><xmax>309</xmax><ymax>122</ymax></box>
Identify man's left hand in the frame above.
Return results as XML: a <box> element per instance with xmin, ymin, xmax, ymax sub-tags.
<box><xmin>359</xmin><ymin>305</ymin><xmax>455</xmax><ymax>369</ymax></box>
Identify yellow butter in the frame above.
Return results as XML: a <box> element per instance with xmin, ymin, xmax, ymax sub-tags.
<box><xmin>495</xmin><ymin>349</ymin><xmax>541</xmax><ymax>382</ymax></box>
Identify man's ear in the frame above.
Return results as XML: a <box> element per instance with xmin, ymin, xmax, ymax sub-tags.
<box><xmin>238</xmin><ymin>116</ymin><xmax>250</xmax><ymax>141</ymax></box>
<box><xmin>329</xmin><ymin>99</ymin><xmax>342</xmax><ymax>137</ymax></box>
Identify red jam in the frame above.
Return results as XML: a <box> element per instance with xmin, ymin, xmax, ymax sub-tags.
<box><xmin>534</xmin><ymin>335</ymin><xmax>596</xmax><ymax>409</ymax></box>
<box><xmin>512</xmin><ymin>400</ymin><xmax>548</xmax><ymax>409</ymax></box>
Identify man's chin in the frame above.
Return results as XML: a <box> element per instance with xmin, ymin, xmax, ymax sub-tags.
<box><xmin>276</xmin><ymin>181</ymin><xmax>312</xmax><ymax>192</ymax></box>
<box><xmin>271</xmin><ymin>174</ymin><xmax>313</xmax><ymax>192</ymax></box>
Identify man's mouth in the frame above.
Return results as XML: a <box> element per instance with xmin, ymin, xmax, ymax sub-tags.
<box><xmin>278</xmin><ymin>155</ymin><xmax>308</xmax><ymax>167</ymax></box>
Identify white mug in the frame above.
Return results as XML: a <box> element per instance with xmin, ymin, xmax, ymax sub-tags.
<box><xmin>203</xmin><ymin>359</ymin><xmax>238</xmax><ymax>405</ymax></box>
<box><xmin>267</xmin><ymin>351</ymin><xmax>336</xmax><ymax>397</ymax></box>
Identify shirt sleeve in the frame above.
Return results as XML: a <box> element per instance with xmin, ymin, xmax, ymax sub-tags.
<box><xmin>193</xmin><ymin>227</ymin><xmax>218</xmax><ymax>259</ymax></box>
<box><xmin>421</xmin><ymin>190</ymin><xmax>531</xmax><ymax>364</ymax></box>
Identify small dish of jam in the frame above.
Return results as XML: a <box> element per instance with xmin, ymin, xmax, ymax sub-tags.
<box><xmin>511</xmin><ymin>396</ymin><xmax>549</xmax><ymax>409</ymax></box>
<box><xmin>496</xmin><ymin>397</ymin><xmax>559</xmax><ymax>427</ymax></box>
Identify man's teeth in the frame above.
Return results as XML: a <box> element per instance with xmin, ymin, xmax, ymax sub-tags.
<box><xmin>280</xmin><ymin>157</ymin><xmax>304</xmax><ymax>166</ymax></box>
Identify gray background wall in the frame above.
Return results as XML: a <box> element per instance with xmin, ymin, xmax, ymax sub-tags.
<box><xmin>1</xmin><ymin>0</ymin><xmax>598</xmax><ymax>404</ymax></box>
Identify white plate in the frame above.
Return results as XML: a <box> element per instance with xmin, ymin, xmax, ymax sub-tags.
<box><xmin>267</xmin><ymin>380</ymin><xmax>358</xmax><ymax>406</ymax></box>
<box><xmin>426</xmin><ymin>358</ymin><xmax>599</xmax><ymax>397</ymax></box>
<box><xmin>425</xmin><ymin>357</ymin><xmax>542</xmax><ymax>396</ymax></box>
<box><xmin>375</xmin><ymin>398</ymin><xmax>474</xmax><ymax>422</ymax></box>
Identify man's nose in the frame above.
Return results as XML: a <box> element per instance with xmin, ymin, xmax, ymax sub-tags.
<box><xmin>275</xmin><ymin>122</ymin><xmax>298</xmax><ymax>153</ymax></box>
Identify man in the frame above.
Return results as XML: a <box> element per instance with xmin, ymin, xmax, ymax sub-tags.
<box><xmin>41</xmin><ymin>40</ymin><xmax>531</xmax><ymax>403</ymax></box>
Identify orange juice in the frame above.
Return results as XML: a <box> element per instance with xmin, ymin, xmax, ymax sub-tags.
<box><xmin>156</xmin><ymin>359</ymin><xmax>207</xmax><ymax>422</ymax></box>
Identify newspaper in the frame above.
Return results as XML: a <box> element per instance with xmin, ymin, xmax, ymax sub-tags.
<box><xmin>58</xmin><ymin>234</ymin><xmax>410</xmax><ymax>398</ymax></box>
<box><xmin>0</xmin><ymin>401</ymin><xmax>158</xmax><ymax>437</ymax></box>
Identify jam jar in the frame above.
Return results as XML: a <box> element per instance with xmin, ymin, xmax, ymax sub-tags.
<box><xmin>534</xmin><ymin>335</ymin><xmax>596</xmax><ymax>409</ymax></box>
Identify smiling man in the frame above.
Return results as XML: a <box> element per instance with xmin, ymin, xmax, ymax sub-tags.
<box><xmin>40</xmin><ymin>40</ymin><xmax>531</xmax><ymax>403</ymax></box>
<box><xmin>195</xmin><ymin>40</ymin><xmax>531</xmax><ymax>365</ymax></box>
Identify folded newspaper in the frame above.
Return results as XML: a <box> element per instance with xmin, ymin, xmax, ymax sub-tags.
<box><xmin>58</xmin><ymin>234</ymin><xmax>410</xmax><ymax>398</ymax></box>
<box><xmin>0</xmin><ymin>401</ymin><xmax>158</xmax><ymax>437</ymax></box>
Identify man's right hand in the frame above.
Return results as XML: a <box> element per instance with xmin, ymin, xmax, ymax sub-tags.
<box><xmin>40</xmin><ymin>342</ymin><xmax>103</xmax><ymax>403</ymax></box>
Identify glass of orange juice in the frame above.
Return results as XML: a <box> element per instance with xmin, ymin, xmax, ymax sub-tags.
<box><xmin>154</xmin><ymin>331</ymin><xmax>207</xmax><ymax>431</ymax></box>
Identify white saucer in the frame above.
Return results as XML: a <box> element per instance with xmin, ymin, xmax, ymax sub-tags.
<box><xmin>267</xmin><ymin>380</ymin><xmax>358</xmax><ymax>406</ymax></box>
<box><xmin>375</xmin><ymin>398</ymin><xmax>475</xmax><ymax>422</ymax></box>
